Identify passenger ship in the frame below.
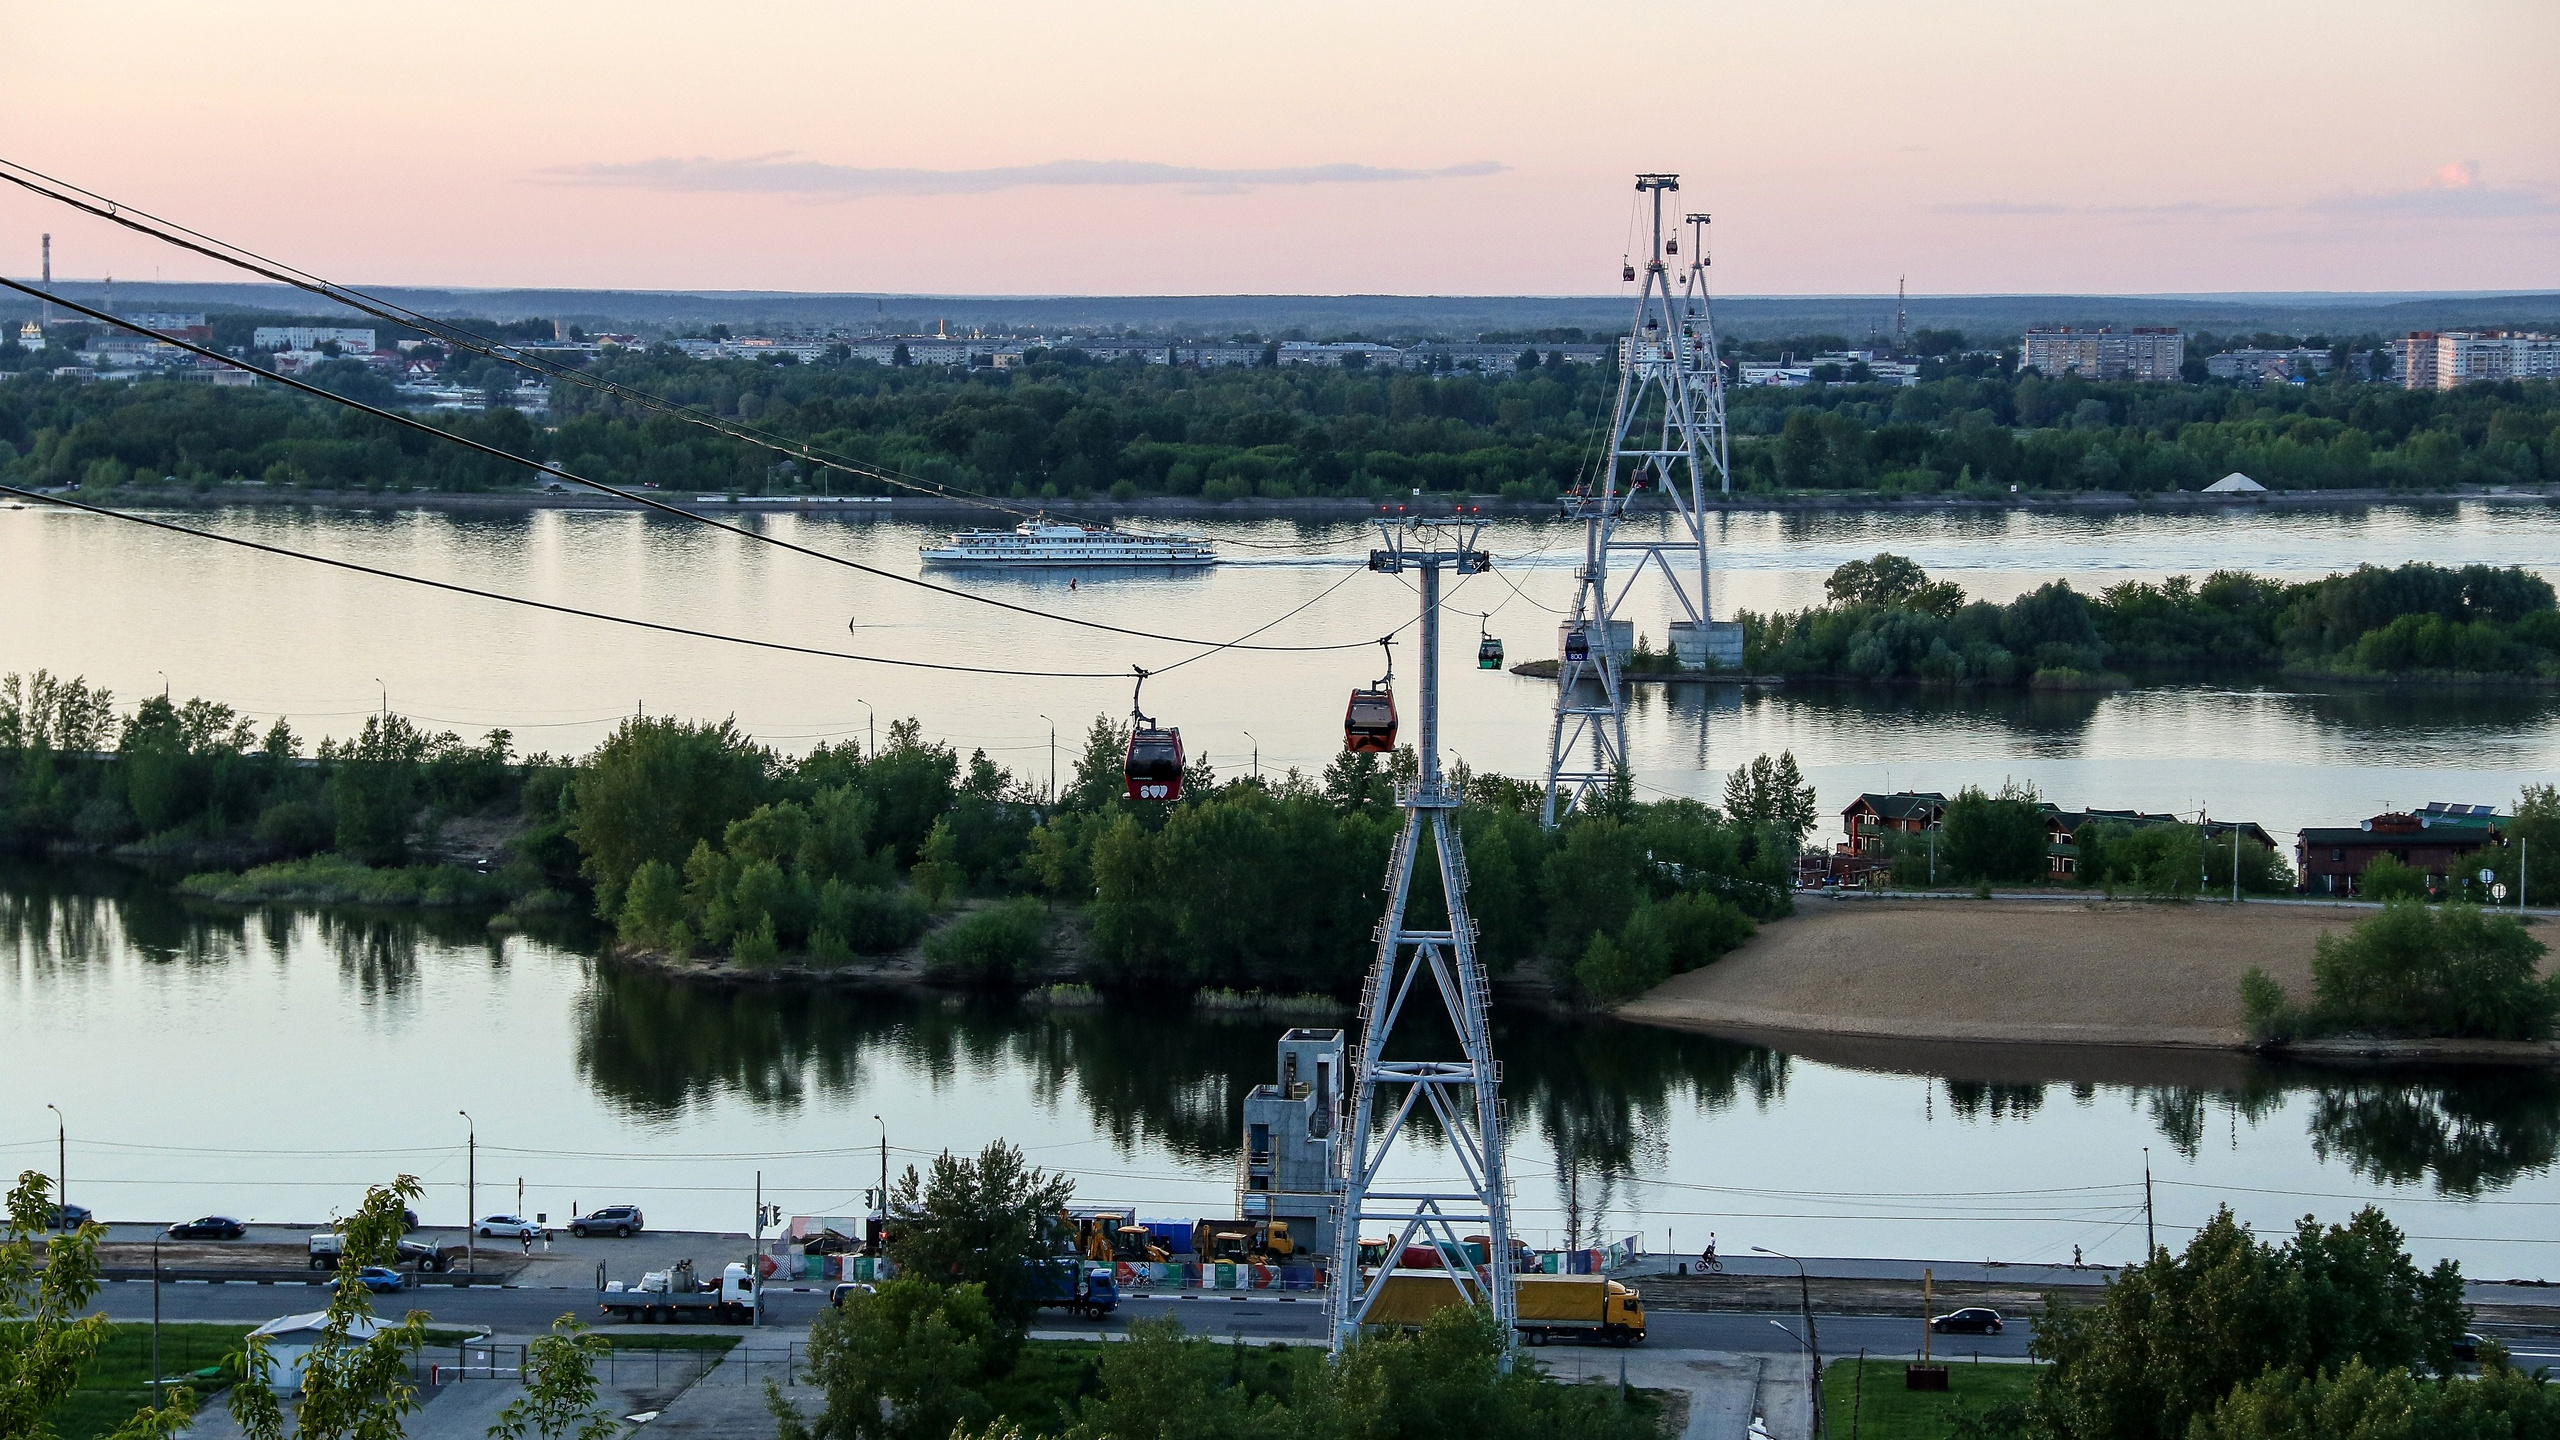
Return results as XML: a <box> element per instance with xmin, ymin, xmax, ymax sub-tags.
<box><xmin>919</xmin><ymin>517</ymin><xmax>1218</xmax><ymax>567</ymax></box>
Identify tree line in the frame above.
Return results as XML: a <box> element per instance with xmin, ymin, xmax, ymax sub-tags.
<box><xmin>2</xmin><ymin>335</ymin><xmax>2552</xmax><ymax>500</ymax></box>
<box><xmin>1</xmin><ymin>674</ymin><xmax>1804</xmax><ymax>1002</ymax></box>
<box><xmin>1744</xmin><ymin>554</ymin><xmax>2560</xmax><ymax>685</ymax></box>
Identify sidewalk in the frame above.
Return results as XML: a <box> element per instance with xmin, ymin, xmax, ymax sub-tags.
<box><xmin>1535</xmin><ymin>1348</ymin><xmax>1811</xmax><ymax>1440</ymax></box>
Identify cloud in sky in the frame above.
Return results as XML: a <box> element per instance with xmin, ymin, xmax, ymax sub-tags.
<box><xmin>2306</xmin><ymin>160</ymin><xmax>2559</xmax><ymax>218</ymax></box>
<box><xmin>543</xmin><ymin>154</ymin><xmax>1508</xmax><ymax>198</ymax></box>
<box><xmin>1928</xmin><ymin>199</ymin><xmax>2263</xmax><ymax>219</ymax></box>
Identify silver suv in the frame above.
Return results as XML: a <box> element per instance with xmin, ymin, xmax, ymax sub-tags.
<box><xmin>571</xmin><ymin>1205</ymin><xmax>644</xmax><ymax>1238</ymax></box>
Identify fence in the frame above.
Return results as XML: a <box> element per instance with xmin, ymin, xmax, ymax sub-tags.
<box><xmin>416</xmin><ymin>1343</ymin><xmax>805</xmax><ymax>1390</ymax></box>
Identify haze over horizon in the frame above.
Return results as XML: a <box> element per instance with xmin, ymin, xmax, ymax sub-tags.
<box><xmin>1</xmin><ymin>1</ymin><xmax>2553</xmax><ymax>299</ymax></box>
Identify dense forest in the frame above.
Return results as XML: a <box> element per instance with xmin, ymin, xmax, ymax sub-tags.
<box><xmin>1743</xmin><ymin>555</ymin><xmax>2560</xmax><ymax>685</ymax></box>
<box><xmin>0</xmin><ymin>674</ymin><xmax>1795</xmax><ymax>1003</ymax></box>
<box><xmin>2</xmin><ymin>330</ymin><xmax>2554</xmax><ymax>499</ymax></box>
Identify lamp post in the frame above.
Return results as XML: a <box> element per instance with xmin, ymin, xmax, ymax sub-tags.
<box><xmin>855</xmin><ymin>699</ymin><xmax>874</xmax><ymax>757</ymax></box>
<box><xmin>45</xmin><ymin>1103</ymin><xmax>64</xmax><ymax>1224</ymax></box>
<box><xmin>375</xmin><ymin>678</ymin><xmax>386</xmax><ymax>724</ymax></box>
<box><xmin>1038</xmin><ymin>715</ymin><xmax>1056</xmax><ymax>803</ymax></box>
<box><xmin>459</xmin><ymin>1110</ymin><xmax>476</xmax><ymax>1274</ymax></box>
<box><xmin>1757</xmin><ymin>1247</ymin><xmax>1824</xmax><ymax>1438</ymax></box>
<box><xmin>1243</xmin><ymin>730</ymin><xmax>1259</xmax><ymax>782</ymax></box>
<box><xmin>152</xmin><ymin>1238</ymin><xmax>163</xmax><ymax>1409</ymax></box>
<box><xmin>873</xmin><ymin>1116</ymin><xmax>889</xmax><ymax>1255</ymax></box>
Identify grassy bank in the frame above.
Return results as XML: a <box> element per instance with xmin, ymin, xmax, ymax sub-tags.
<box><xmin>176</xmin><ymin>853</ymin><xmax>525</xmax><ymax>908</ymax></box>
<box><xmin>1825</xmin><ymin>1354</ymin><xmax>2039</xmax><ymax>1439</ymax></box>
<box><xmin>42</xmin><ymin>1322</ymin><xmax>248</xmax><ymax>1440</ymax></box>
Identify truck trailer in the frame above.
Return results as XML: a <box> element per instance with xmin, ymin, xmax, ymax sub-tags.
<box><xmin>1356</xmin><ymin>1270</ymin><xmax>1645</xmax><ymax>1346</ymax></box>
<box><xmin>595</xmin><ymin>1259</ymin><xmax>761</xmax><ymax>1325</ymax></box>
<box><xmin>1031</xmin><ymin>1260</ymin><xmax>1120</xmax><ymax>1319</ymax></box>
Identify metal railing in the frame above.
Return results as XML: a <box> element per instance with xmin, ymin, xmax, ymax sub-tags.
<box><xmin>417</xmin><ymin>1344</ymin><xmax>805</xmax><ymax>1389</ymax></box>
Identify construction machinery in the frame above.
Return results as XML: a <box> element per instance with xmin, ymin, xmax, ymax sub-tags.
<box><xmin>1192</xmin><ymin>1218</ymin><xmax>1296</xmax><ymax>1264</ymax></box>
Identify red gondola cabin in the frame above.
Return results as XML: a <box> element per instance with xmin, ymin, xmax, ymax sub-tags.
<box><xmin>1124</xmin><ymin>726</ymin><xmax>1185</xmax><ymax>801</ymax></box>
<box><xmin>1343</xmin><ymin>688</ymin><xmax>1397</xmax><ymax>753</ymax></box>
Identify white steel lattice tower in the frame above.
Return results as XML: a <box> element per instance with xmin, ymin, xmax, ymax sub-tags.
<box><xmin>1330</xmin><ymin>512</ymin><xmax>1516</xmax><ymax>1359</ymax></box>
<box><xmin>1542</xmin><ymin>175</ymin><xmax>1734</xmax><ymax>826</ymax></box>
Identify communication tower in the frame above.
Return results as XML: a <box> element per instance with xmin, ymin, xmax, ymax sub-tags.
<box><xmin>1331</xmin><ymin>512</ymin><xmax>1517</xmax><ymax>1360</ymax></box>
<box><xmin>1541</xmin><ymin>175</ymin><xmax>1736</xmax><ymax>825</ymax></box>
<box><xmin>39</xmin><ymin>234</ymin><xmax>49</xmax><ymax>330</ymax></box>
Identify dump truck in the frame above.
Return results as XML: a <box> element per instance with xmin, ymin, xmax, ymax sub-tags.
<box><xmin>1356</xmin><ymin>1270</ymin><xmax>1645</xmax><ymax>1346</ymax></box>
<box><xmin>595</xmin><ymin>1259</ymin><xmax>761</xmax><ymax>1325</ymax></box>
<box><xmin>1030</xmin><ymin>1260</ymin><xmax>1120</xmax><ymax>1318</ymax></box>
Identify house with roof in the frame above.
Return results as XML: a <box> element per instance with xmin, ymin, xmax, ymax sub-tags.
<box><xmin>2043</xmin><ymin>809</ymin><xmax>2278</xmax><ymax>879</ymax></box>
<box><xmin>2295</xmin><ymin>802</ymin><xmax>2507</xmax><ymax>896</ymax></box>
<box><xmin>1838</xmin><ymin>792</ymin><xmax>1948</xmax><ymax>856</ymax></box>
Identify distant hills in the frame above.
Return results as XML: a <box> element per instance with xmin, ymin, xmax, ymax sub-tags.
<box><xmin>6</xmin><ymin>280</ymin><xmax>2556</xmax><ymax>343</ymax></box>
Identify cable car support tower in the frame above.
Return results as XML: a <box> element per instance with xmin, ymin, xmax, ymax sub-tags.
<box><xmin>1332</xmin><ymin>512</ymin><xmax>1517</xmax><ymax>1360</ymax></box>
<box><xmin>1542</xmin><ymin>173</ymin><xmax>1736</xmax><ymax>825</ymax></box>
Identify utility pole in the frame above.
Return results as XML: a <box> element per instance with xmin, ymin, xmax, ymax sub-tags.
<box><xmin>2233</xmin><ymin>826</ymin><xmax>2241</xmax><ymax>904</ymax></box>
<box><xmin>752</xmin><ymin>1170</ymin><xmax>764</xmax><ymax>1328</ymax></box>
<box><xmin>1038</xmin><ymin>715</ymin><xmax>1056</xmax><ymax>804</ymax></box>
<box><xmin>1243</xmin><ymin>730</ymin><xmax>1259</xmax><ymax>782</ymax></box>
<box><xmin>873</xmin><ymin>1115</ymin><xmax>889</xmax><ymax>1254</ymax></box>
<box><xmin>1332</xmin><ymin>511</ymin><xmax>1516</xmax><ymax>1363</ymax></box>
<box><xmin>460</xmin><ymin>1111</ymin><xmax>476</xmax><ymax>1274</ymax></box>
<box><xmin>2143</xmin><ymin>1147</ymin><xmax>2155</xmax><ymax>1257</ymax></box>
<box><xmin>1543</xmin><ymin>176</ymin><xmax>1734</xmax><ymax>825</ymax></box>
<box><xmin>152</xmin><ymin>1239</ymin><xmax>163</xmax><ymax>1410</ymax></box>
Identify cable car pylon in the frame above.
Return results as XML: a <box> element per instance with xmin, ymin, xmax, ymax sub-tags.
<box><xmin>1543</xmin><ymin>173</ymin><xmax>1740</xmax><ymax>826</ymax></box>
<box><xmin>1330</xmin><ymin>510</ymin><xmax>1517</xmax><ymax>1362</ymax></box>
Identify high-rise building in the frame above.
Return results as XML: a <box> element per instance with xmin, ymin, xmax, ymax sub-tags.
<box><xmin>2019</xmin><ymin>326</ymin><xmax>2183</xmax><ymax>382</ymax></box>
<box><xmin>2396</xmin><ymin>331</ymin><xmax>2560</xmax><ymax>390</ymax></box>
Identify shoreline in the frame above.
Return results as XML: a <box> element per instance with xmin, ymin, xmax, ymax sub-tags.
<box><xmin>1614</xmin><ymin>897</ymin><xmax>2560</xmax><ymax>1067</ymax></box>
<box><xmin>11</xmin><ymin>482</ymin><xmax>2555</xmax><ymax>521</ymax></box>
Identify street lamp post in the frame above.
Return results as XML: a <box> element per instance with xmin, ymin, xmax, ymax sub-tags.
<box><xmin>1038</xmin><ymin>715</ymin><xmax>1056</xmax><ymax>803</ymax></box>
<box><xmin>45</xmin><ymin>1103</ymin><xmax>64</xmax><ymax>1224</ymax></box>
<box><xmin>855</xmin><ymin>699</ymin><xmax>874</xmax><ymax>757</ymax></box>
<box><xmin>1757</xmin><ymin>1246</ymin><xmax>1824</xmax><ymax>1438</ymax></box>
<box><xmin>873</xmin><ymin>1115</ymin><xmax>889</xmax><ymax>1254</ymax></box>
<box><xmin>1243</xmin><ymin>731</ymin><xmax>1259</xmax><ymax>782</ymax></box>
<box><xmin>152</xmin><ymin>1238</ymin><xmax>163</xmax><ymax>1409</ymax></box>
<box><xmin>459</xmin><ymin>1110</ymin><xmax>476</xmax><ymax>1274</ymax></box>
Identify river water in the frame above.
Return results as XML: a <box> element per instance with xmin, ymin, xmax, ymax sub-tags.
<box><xmin>4</xmin><ymin>861</ymin><xmax>2555</xmax><ymax>1276</ymax></box>
<box><xmin>3</xmin><ymin>498</ymin><xmax>2557</xmax><ymax>845</ymax></box>
<box><xmin>4</xmin><ymin>500</ymin><xmax>2558</xmax><ymax>1273</ymax></box>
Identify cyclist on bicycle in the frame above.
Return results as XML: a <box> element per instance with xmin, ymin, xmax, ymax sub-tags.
<box><xmin>1701</xmin><ymin>1232</ymin><xmax>1718</xmax><ymax>1268</ymax></box>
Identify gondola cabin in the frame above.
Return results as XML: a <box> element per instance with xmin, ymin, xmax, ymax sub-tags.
<box><xmin>1563</xmin><ymin>628</ymin><xmax>1590</xmax><ymax>664</ymax></box>
<box><xmin>1343</xmin><ymin>688</ymin><xmax>1397</xmax><ymax>753</ymax></box>
<box><xmin>1124</xmin><ymin>726</ymin><xmax>1185</xmax><ymax>801</ymax></box>
<box><xmin>1477</xmin><ymin>636</ymin><xmax>1505</xmax><ymax>669</ymax></box>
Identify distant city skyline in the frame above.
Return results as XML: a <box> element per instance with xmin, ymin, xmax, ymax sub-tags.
<box><xmin>1</xmin><ymin>0</ymin><xmax>2552</xmax><ymax>297</ymax></box>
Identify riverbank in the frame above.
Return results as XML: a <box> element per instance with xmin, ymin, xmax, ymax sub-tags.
<box><xmin>1615</xmin><ymin>896</ymin><xmax>2560</xmax><ymax>1062</ymax></box>
<box><xmin>15</xmin><ymin>481</ymin><xmax>2555</xmax><ymax>521</ymax></box>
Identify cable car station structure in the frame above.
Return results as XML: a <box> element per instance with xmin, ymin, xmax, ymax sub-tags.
<box><xmin>1330</xmin><ymin>512</ymin><xmax>1518</xmax><ymax>1358</ymax></box>
<box><xmin>1543</xmin><ymin>173</ymin><xmax>1742</xmax><ymax>825</ymax></box>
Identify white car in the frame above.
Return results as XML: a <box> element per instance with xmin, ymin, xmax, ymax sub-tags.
<box><xmin>473</xmin><ymin>1214</ymin><xmax>546</xmax><ymax>1239</ymax></box>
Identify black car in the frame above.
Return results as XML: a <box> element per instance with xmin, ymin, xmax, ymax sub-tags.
<box><xmin>571</xmin><ymin>1205</ymin><xmax>644</xmax><ymax>1238</ymax></box>
<box><xmin>1930</xmin><ymin>1307</ymin><xmax>2006</xmax><ymax>1334</ymax></box>
<box><xmin>167</xmin><ymin>1216</ymin><xmax>247</xmax><ymax>1240</ymax></box>
<box><xmin>45</xmin><ymin>1203</ymin><xmax>93</xmax><ymax>1230</ymax></box>
<box><xmin>2453</xmin><ymin>1333</ymin><xmax>2485</xmax><ymax>1363</ymax></box>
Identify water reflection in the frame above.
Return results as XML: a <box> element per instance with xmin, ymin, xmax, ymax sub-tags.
<box><xmin>6</xmin><ymin>861</ymin><xmax>2557</xmax><ymax>1206</ymax></box>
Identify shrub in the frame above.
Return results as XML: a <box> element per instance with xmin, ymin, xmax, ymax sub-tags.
<box><xmin>70</xmin><ymin>795</ymin><xmax>137</xmax><ymax>845</ymax></box>
<box><xmin>2307</xmin><ymin>902</ymin><xmax>2558</xmax><ymax>1041</ymax></box>
<box><xmin>819</xmin><ymin>882</ymin><xmax>933</xmax><ymax>954</ymax></box>
<box><xmin>2357</xmin><ymin>854</ymin><xmax>2429</xmax><ymax>901</ymax></box>
<box><xmin>1940</xmin><ymin>781</ymin><xmax>2049</xmax><ymax>883</ymax></box>
<box><xmin>921</xmin><ymin>900</ymin><xmax>1051</xmax><ymax>985</ymax></box>
<box><xmin>253</xmin><ymin>797</ymin><xmax>336</xmax><ymax>856</ymax></box>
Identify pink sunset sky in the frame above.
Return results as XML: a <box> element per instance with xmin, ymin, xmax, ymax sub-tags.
<box><xmin>3</xmin><ymin>0</ymin><xmax>2553</xmax><ymax>297</ymax></box>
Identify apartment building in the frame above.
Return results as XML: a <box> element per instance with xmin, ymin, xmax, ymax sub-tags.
<box><xmin>2395</xmin><ymin>331</ymin><xmax>2560</xmax><ymax>390</ymax></box>
<box><xmin>252</xmin><ymin>326</ymin><xmax>377</xmax><ymax>353</ymax></box>
<box><xmin>2018</xmin><ymin>326</ymin><xmax>2184</xmax><ymax>382</ymax></box>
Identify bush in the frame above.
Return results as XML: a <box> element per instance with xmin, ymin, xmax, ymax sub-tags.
<box><xmin>2358</xmin><ymin>854</ymin><xmax>2429</xmax><ymax>901</ymax></box>
<box><xmin>1941</xmin><ymin>780</ymin><xmax>2049</xmax><ymax>883</ymax></box>
<box><xmin>921</xmin><ymin>900</ymin><xmax>1051</xmax><ymax>985</ymax></box>
<box><xmin>820</xmin><ymin>882</ymin><xmax>933</xmax><ymax>954</ymax></box>
<box><xmin>253</xmin><ymin>798</ymin><xmax>336</xmax><ymax>856</ymax></box>
<box><xmin>2306</xmin><ymin>902</ymin><xmax>2558</xmax><ymax>1041</ymax></box>
<box><xmin>69</xmin><ymin>795</ymin><xmax>137</xmax><ymax>845</ymax></box>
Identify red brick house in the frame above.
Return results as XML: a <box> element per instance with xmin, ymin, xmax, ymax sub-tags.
<box><xmin>1839</xmin><ymin>792</ymin><xmax>1947</xmax><ymax>856</ymax></box>
<box><xmin>2295</xmin><ymin>802</ymin><xmax>2506</xmax><ymax>896</ymax></box>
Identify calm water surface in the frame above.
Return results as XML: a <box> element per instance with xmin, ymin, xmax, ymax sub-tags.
<box><xmin>4</xmin><ymin>500</ymin><xmax>2558</xmax><ymax>846</ymax></box>
<box><xmin>4</xmin><ymin>864</ymin><xmax>2553</xmax><ymax>1276</ymax></box>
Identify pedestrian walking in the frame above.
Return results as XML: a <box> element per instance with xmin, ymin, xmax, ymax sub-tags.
<box><xmin>520</xmin><ymin>1229</ymin><xmax>533</xmax><ymax>1257</ymax></box>
<box><xmin>2072</xmin><ymin>1244</ymin><xmax>2082</xmax><ymax>1268</ymax></box>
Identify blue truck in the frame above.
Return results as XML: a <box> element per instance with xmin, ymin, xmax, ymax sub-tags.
<box><xmin>1031</xmin><ymin>1259</ymin><xmax>1120</xmax><ymax>1318</ymax></box>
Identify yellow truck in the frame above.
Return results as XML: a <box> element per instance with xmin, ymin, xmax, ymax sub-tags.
<box><xmin>1358</xmin><ymin>1270</ymin><xmax>1646</xmax><ymax>1347</ymax></box>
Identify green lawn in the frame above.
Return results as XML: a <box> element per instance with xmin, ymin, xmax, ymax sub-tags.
<box><xmin>42</xmin><ymin>1322</ymin><xmax>250</xmax><ymax>1440</ymax></box>
<box><xmin>1825</xmin><ymin>1356</ymin><xmax>2040</xmax><ymax>1439</ymax></box>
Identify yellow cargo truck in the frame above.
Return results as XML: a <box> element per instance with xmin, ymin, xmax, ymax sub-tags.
<box><xmin>1359</xmin><ymin>1270</ymin><xmax>1646</xmax><ymax>1346</ymax></box>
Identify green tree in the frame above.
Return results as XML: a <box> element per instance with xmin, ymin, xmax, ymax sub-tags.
<box><xmin>1824</xmin><ymin>552</ymin><xmax>1964</xmax><ymax>615</ymax></box>
<box><xmin>1720</xmin><ymin>750</ymin><xmax>1821</xmax><ymax>850</ymax></box>
<box><xmin>1940</xmin><ymin>781</ymin><xmax>2049</xmax><ymax>883</ymax></box>
<box><xmin>2486</xmin><ymin>782</ymin><xmax>2560</xmax><ymax>906</ymax></box>
<box><xmin>229</xmin><ymin>1178</ymin><xmax>430</xmax><ymax>1440</ymax></box>
<box><xmin>884</xmin><ymin>1140</ymin><xmax>1076</xmax><ymax>1339</ymax></box>
<box><xmin>2356</xmin><ymin>853</ymin><xmax>2428</xmax><ymax>901</ymax></box>
<box><xmin>325</xmin><ymin>713</ymin><xmax>435</xmax><ymax>865</ymax></box>
<box><xmin>569</xmin><ymin>716</ymin><xmax>771</xmax><ymax>919</ymax></box>
<box><xmin>2022</xmin><ymin>1207</ymin><xmax>2467</xmax><ymax>1440</ymax></box>
<box><xmin>2192</xmin><ymin>1350</ymin><xmax>2560</xmax><ymax>1440</ymax></box>
<box><xmin>487</xmin><ymin>1315</ymin><xmax>617</xmax><ymax>1440</ymax></box>
<box><xmin>2303</xmin><ymin>901</ymin><xmax>2559</xmax><ymax>1040</ymax></box>
<box><xmin>920</xmin><ymin>899</ymin><xmax>1050</xmax><ymax>985</ymax></box>
<box><xmin>776</xmin><ymin>1278</ymin><xmax>998</xmax><ymax>1440</ymax></box>
<box><xmin>2</xmin><ymin>1170</ymin><xmax>196</xmax><ymax>1440</ymax></box>
<box><xmin>1062</xmin><ymin>1315</ymin><xmax>1297</xmax><ymax>1440</ymax></box>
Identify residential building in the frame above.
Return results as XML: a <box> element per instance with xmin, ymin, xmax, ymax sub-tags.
<box><xmin>2206</xmin><ymin>347</ymin><xmax>2333</xmax><ymax>384</ymax></box>
<box><xmin>1739</xmin><ymin>352</ymin><xmax>1920</xmax><ymax>388</ymax></box>
<box><xmin>252</xmin><ymin>326</ymin><xmax>376</xmax><ymax>353</ymax></box>
<box><xmin>1838</xmin><ymin>791</ymin><xmax>1949</xmax><ymax>856</ymax></box>
<box><xmin>1235</xmin><ymin>1028</ymin><xmax>1345</xmax><ymax>1260</ymax></box>
<box><xmin>1275</xmin><ymin>340</ymin><xmax>1401</xmax><ymax>368</ymax></box>
<box><xmin>2018</xmin><ymin>327</ymin><xmax>2184</xmax><ymax>382</ymax></box>
<box><xmin>2295</xmin><ymin>801</ymin><xmax>2507</xmax><ymax>895</ymax></box>
<box><xmin>2043</xmin><ymin>809</ymin><xmax>2276</xmax><ymax>880</ymax></box>
<box><xmin>2394</xmin><ymin>331</ymin><xmax>2560</xmax><ymax>390</ymax></box>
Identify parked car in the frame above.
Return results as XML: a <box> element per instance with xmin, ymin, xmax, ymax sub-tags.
<box><xmin>473</xmin><ymin>1214</ymin><xmax>545</xmax><ymax>1239</ymax></box>
<box><xmin>167</xmin><ymin>1216</ymin><xmax>247</xmax><ymax>1240</ymax></box>
<box><xmin>1930</xmin><ymin>1307</ymin><xmax>2005</xmax><ymax>1334</ymax></box>
<box><xmin>309</xmin><ymin>1234</ymin><xmax>460</xmax><ymax>1272</ymax></box>
<box><xmin>829</xmin><ymin>1282</ymin><xmax>876</xmax><ymax>1308</ymax></box>
<box><xmin>402</xmin><ymin>1208</ymin><xmax>419</xmax><ymax>1232</ymax></box>
<box><xmin>571</xmin><ymin>1206</ymin><xmax>644</xmax><ymax>1239</ymax></box>
<box><xmin>2453</xmin><ymin>1332</ymin><xmax>2485</xmax><ymax>1363</ymax></box>
<box><xmin>44</xmin><ymin>1203</ymin><xmax>93</xmax><ymax>1230</ymax></box>
<box><xmin>356</xmin><ymin>1266</ymin><xmax>410</xmax><ymax>1295</ymax></box>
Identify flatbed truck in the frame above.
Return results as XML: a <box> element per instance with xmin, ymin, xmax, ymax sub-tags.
<box><xmin>596</xmin><ymin>1259</ymin><xmax>761</xmax><ymax>1325</ymax></box>
<box><xmin>1358</xmin><ymin>1270</ymin><xmax>1645</xmax><ymax>1346</ymax></box>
